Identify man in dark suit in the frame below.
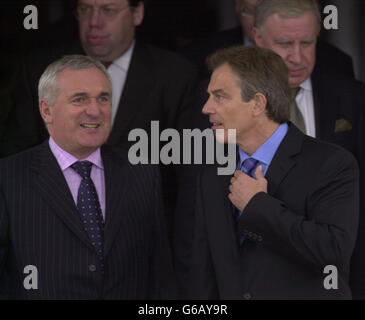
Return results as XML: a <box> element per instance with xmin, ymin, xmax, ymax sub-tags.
<box><xmin>0</xmin><ymin>0</ymin><xmax>197</xmax><ymax>243</ymax></box>
<box><xmin>189</xmin><ymin>46</ymin><xmax>359</xmax><ymax>299</ymax></box>
<box><xmin>0</xmin><ymin>55</ymin><xmax>175</xmax><ymax>299</ymax></box>
<box><xmin>253</xmin><ymin>0</ymin><xmax>365</xmax><ymax>298</ymax></box>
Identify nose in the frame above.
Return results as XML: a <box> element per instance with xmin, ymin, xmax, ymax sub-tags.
<box><xmin>85</xmin><ymin>98</ymin><xmax>102</xmax><ymax>117</ymax></box>
<box><xmin>202</xmin><ymin>97</ymin><xmax>214</xmax><ymax>115</ymax></box>
<box><xmin>88</xmin><ymin>8</ymin><xmax>104</xmax><ymax>28</ymax></box>
<box><xmin>288</xmin><ymin>44</ymin><xmax>303</xmax><ymax>65</ymax></box>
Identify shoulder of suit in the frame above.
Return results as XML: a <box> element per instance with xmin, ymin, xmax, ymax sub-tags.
<box><xmin>139</xmin><ymin>42</ymin><xmax>197</xmax><ymax>74</ymax></box>
<box><xmin>302</xmin><ymin>134</ymin><xmax>358</xmax><ymax>167</ymax></box>
<box><xmin>0</xmin><ymin>143</ymin><xmax>42</xmax><ymax>175</ymax></box>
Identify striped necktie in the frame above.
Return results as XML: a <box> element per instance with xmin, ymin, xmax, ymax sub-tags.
<box><xmin>290</xmin><ymin>87</ymin><xmax>306</xmax><ymax>133</ymax></box>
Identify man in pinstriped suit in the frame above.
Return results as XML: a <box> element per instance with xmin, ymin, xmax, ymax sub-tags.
<box><xmin>0</xmin><ymin>55</ymin><xmax>176</xmax><ymax>299</ymax></box>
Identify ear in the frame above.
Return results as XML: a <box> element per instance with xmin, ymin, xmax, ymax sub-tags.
<box><xmin>132</xmin><ymin>2</ymin><xmax>144</xmax><ymax>26</ymax></box>
<box><xmin>252</xmin><ymin>27</ymin><xmax>262</xmax><ymax>46</ymax></box>
<box><xmin>252</xmin><ymin>93</ymin><xmax>267</xmax><ymax>117</ymax></box>
<box><xmin>39</xmin><ymin>99</ymin><xmax>53</xmax><ymax>125</ymax></box>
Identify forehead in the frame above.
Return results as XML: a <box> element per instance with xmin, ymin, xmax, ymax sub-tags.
<box><xmin>78</xmin><ymin>0</ymin><xmax>127</xmax><ymax>6</ymax></box>
<box><xmin>264</xmin><ymin>12</ymin><xmax>318</xmax><ymax>39</ymax></box>
<box><xmin>209</xmin><ymin>64</ymin><xmax>240</xmax><ymax>92</ymax></box>
<box><xmin>58</xmin><ymin>67</ymin><xmax>111</xmax><ymax>93</ymax></box>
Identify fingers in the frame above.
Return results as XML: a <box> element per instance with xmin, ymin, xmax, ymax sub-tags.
<box><xmin>234</xmin><ymin>170</ymin><xmax>243</xmax><ymax>178</ymax></box>
<box><xmin>255</xmin><ymin>165</ymin><xmax>264</xmax><ymax>180</ymax></box>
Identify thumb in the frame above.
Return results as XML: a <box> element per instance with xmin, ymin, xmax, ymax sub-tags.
<box><xmin>255</xmin><ymin>165</ymin><xmax>264</xmax><ymax>180</ymax></box>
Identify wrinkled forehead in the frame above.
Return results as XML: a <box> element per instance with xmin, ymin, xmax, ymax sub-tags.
<box><xmin>264</xmin><ymin>11</ymin><xmax>319</xmax><ymax>37</ymax></box>
<box><xmin>58</xmin><ymin>67</ymin><xmax>112</xmax><ymax>92</ymax></box>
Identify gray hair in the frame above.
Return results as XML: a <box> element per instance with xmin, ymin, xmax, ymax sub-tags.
<box><xmin>254</xmin><ymin>0</ymin><xmax>321</xmax><ymax>34</ymax></box>
<box><xmin>38</xmin><ymin>54</ymin><xmax>112</xmax><ymax>105</ymax></box>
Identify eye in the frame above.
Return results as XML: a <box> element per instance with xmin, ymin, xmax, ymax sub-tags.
<box><xmin>101</xmin><ymin>6</ymin><xmax>117</xmax><ymax>17</ymax></box>
<box><xmin>98</xmin><ymin>96</ymin><xmax>110</xmax><ymax>103</ymax></box>
<box><xmin>72</xmin><ymin>97</ymin><xmax>85</xmax><ymax>104</ymax></box>
<box><xmin>301</xmin><ymin>41</ymin><xmax>314</xmax><ymax>47</ymax></box>
<box><xmin>277</xmin><ymin>42</ymin><xmax>291</xmax><ymax>48</ymax></box>
<box><xmin>77</xmin><ymin>5</ymin><xmax>92</xmax><ymax>16</ymax></box>
<box><xmin>214</xmin><ymin>95</ymin><xmax>224</xmax><ymax>102</ymax></box>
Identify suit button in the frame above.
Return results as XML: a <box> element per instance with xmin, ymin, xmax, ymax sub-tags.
<box><xmin>243</xmin><ymin>293</ymin><xmax>252</xmax><ymax>300</ymax></box>
<box><xmin>89</xmin><ymin>264</ymin><xmax>97</xmax><ymax>272</ymax></box>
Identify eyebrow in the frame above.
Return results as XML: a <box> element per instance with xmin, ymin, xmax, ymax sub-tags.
<box><xmin>69</xmin><ymin>92</ymin><xmax>111</xmax><ymax>99</ymax></box>
<box><xmin>210</xmin><ymin>89</ymin><xmax>230</xmax><ymax>97</ymax></box>
<box><xmin>275</xmin><ymin>37</ymin><xmax>315</xmax><ymax>43</ymax></box>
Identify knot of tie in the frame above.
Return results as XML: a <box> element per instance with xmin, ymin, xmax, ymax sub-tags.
<box><xmin>71</xmin><ymin>161</ymin><xmax>93</xmax><ymax>179</ymax></box>
<box><xmin>241</xmin><ymin>158</ymin><xmax>258</xmax><ymax>177</ymax></box>
<box><xmin>291</xmin><ymin>87</ymin><xmax>301</xmax><ymax>99</ymax></box>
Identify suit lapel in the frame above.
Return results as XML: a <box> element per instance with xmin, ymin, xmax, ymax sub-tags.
<box><xmin>220</xmin><ymin>173</ymin><xmax>241</xmax><ymax>257</ymax></box>
<box><xmin>204</xmin><ymin>166</ymin><xmax>240</xmax><ymax>259</ymax></box>
<box><xmin>107</xmin><ymin>41</ymin><xmax>156</xmax><ymax>146</ymax></box>
<box><xmin>30</xmin><ymin>141</ymin><xmax>93</xmax><ymax>250</ymax></box>
<box><xmin>265</xmin><ymin>124</ymin><xmax>303</xmax><ymax>196</ymax></box>
<box><xmin>101</xmin><ymin>147</ymin><xmax>129</xmax><ymax>258</ymax></box>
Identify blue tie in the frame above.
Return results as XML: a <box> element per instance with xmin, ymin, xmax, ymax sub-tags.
<box><xmin>233</xmin><ymin>157</ymin><xmax>259</xmax><ymax>220</ymax></box>
<box><xmin>233</xmin><ymin>158</ymin><xmax>259</xmax><ymax>244</ymax></box>
<box><xmin>240</xmin><ymin>157</ymin><xmax>259</xmax><ymax>178</ymax></box>
<box><xmin>71</xmin><ymin>161</ymin><xmax>104</xmax><ymax>273</ymax></box>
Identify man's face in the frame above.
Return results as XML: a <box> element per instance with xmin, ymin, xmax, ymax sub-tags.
<box><xmin>202</xmin><ymin>63</ymin><xmax>255</xmax><ymax>144</ymax></box>
<box><xmin>235</xmin><ymin>0</ymin><xmax>258</xmax><ymax>42</ymax></box>
<box><xmin>78</xmin><ymin>0</ymin><xmax>144</xmax><ymax>63</ymax></box>
<box><xmin>254</xmin><ymin>12</ymin><xmax>317</xmax><ymax>87</ymax></box>
<box><xmin>40</xmin><ymin>67</ymin><xmax>112</xmax><ymax>159</ymax></box>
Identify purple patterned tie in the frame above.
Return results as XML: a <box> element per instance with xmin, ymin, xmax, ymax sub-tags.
<box><xmin>71</xmin><ymin>161</ymin><xmax>104</xmax><ymax>273</ymax></box>
<box><xmin>240</xmin><ymin>157</ymin><xmax>259</xmax><ymax>178</ymax></box>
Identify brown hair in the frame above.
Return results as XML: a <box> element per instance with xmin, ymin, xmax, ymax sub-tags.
<box><xmin>207</xmin><ymin>45</ymin><xmax>291</xmax><ymax>124</ymax></box>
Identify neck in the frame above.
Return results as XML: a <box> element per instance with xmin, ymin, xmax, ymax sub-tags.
<box><xmin>237</xmin><ymin>120</ymin><xmax>280</xmax><ymax>155</ymax></box>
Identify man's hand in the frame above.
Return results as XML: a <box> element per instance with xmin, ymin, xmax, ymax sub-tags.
<box><xmin>228</xmin><ymin>166</ymin><xmax>268</xmax><ymax>212</ymax></box>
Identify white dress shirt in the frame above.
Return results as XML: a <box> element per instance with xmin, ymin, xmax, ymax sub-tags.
<box><xmin>296</xmin><ymin>78</ymin><xmax>316</xmax><ymax>138</ymax></box>
<box><xmin>107</xmin><ymin>41</ymin><xmax>135</xmax><ymax>125</ymax></box>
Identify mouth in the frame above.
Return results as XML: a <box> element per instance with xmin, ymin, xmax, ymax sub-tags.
<box><xmin>80</xmin><ymin>123</ymin><xmax>100</xmax><ymax>130</ymax></box>
<box><xmin>210</xmin><ymin>121</ymin><xmax>223</xmax><ymax>130</ymax></box>
<box><xmin>289</xmin><ymin>68</ymin><xmax>306</xmax><ymax>77</ymax></box>
<box><xmin>87</xmin><ymin>35</ymin><xmax>105</xmax><ymax>45</ymax></box>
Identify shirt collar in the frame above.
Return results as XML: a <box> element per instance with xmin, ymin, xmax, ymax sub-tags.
<box><xmin>49</xmin><ymin>137</ymin><xmax>104</xmax><ymax>171</ymax></box>
<box><xmin>298</xmin><ymin>77</ymin><xmax>312</xmax><ymax>92</ymax></box>
<box><xmin>108</xmin><ymin>40</ymin><xmax>135</xmax><ymax>72</ymax></box>
<box><xmin>238</xmin><ymin>123</ymin><xmax>288</xmax><ymax>167</ymax></box>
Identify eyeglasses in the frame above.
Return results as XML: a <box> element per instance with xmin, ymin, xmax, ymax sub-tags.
<box><xmin>75</xmin><ymin>4</ymin><xmax>129</xmax><ymax>21</ymax></box>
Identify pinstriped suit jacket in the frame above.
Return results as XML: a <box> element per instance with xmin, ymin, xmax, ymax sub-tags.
<box><xmin>0</xmin><ymin>141</ymin><xmax>176</xmax><ymax>299</ymax></box>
